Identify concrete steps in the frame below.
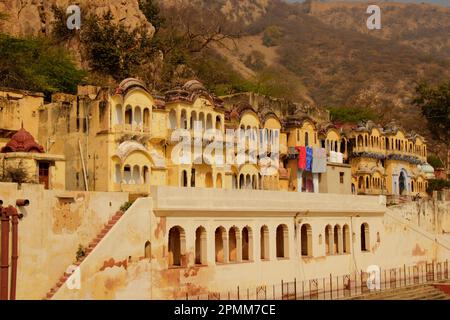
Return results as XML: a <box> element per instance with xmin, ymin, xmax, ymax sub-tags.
<box><xmin>43</xmin><ymin>211</ymin><xmax>125</xmax><ymax>300</ymax></box>
<box><xmin>352</xmin><ymin>282</ymin><xmax>450</xmax><ymax>300</ymax></box>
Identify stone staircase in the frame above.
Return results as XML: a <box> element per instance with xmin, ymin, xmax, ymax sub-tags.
<box><xmin>351</xmin><ymin>282</ymin><xmax>450</xmax><ymax>300</ymax></box>
<box><xmin>44</xmin><ymin>210</ymin><xmax>125</xmax><ymax>300</ymax></box>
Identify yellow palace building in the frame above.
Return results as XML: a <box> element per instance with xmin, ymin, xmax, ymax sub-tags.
<box><xmin>0</xmin><ymin>78</ymin><xmax>430</xmax><ymax>199</ymax></box>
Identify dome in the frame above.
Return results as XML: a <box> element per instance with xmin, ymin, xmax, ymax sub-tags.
<box><xmin>116</xmin><ymin>78</ymin><xmax>148</xmax><ymax>95</ymax></box>
<box><xmin>1</xmin><ymin>127</ymin><xmax>44</xmax><ymax>153</ymax></box>
<box><xmin>419</xmin><ymin>163</ymin><xmax>435</xmax><ymax>174</ymax></box>
<box><xmin>182</xmin><ymin>80</ymin><xmax>206</xmax><ymax>92</ymax></box>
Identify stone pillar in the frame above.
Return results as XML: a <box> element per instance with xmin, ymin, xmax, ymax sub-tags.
<box><xmin>223</xmin><ymin>232</ymin><xmax>229</xmax><ymax>264</ymax></box>
<box><xmin>236</xmin><ymin>233</ymin><xmax>242</xmax><ymax>262</ymax></box>
<box><xmin>313</xmin><ymin>173</ymin><xmax>320</xmax><ymax>194</ymax></box>
<box><xmin>297</xmin><ymin>169</ymin><xmax>303</xmax><ymax>193</ymax></box>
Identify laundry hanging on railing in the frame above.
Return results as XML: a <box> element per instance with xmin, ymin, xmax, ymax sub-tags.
<box><xmin>296</xmin><ymin>146</ymin><xmax>327</xmax><ymax>173</ymax></box>
<box><xmin>312</xmin><ymin>147</ymin><xmax>327</xmax><ymax>173</ymax></box>
<box><xmin>329</xmin><ymin>151</ymin><xmax>344</xmax><ymax>164</ymax></box>
<box><xmin>295</xmin><ymin>146</ymin><xmax>307</xmax><ymax>170</ymax></box>
<box><xmin>306</xmin><ymin>147</ymin><xmax>313</xmax><ymax>172</ymax></box>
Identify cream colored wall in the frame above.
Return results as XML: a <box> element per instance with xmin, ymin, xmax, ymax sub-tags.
<box><xmin>47</xmin><ymin>187</ymin><xmax>449</xmax><ymax>300</ymax></box>
<box><xmin>0</xmin><ymin>182</ymin><xmax>129</xmax><ymax>299</ymax></box>
<box><xmin>320</xmin><ymin>163</ymin><xmax>352</xmax><ymax>195</ymax></box>
<box><xmin>240</xmin><ymin>112</ymin><xmax>260</xmax><ymax>129</ymax></box>
<box><xmin>0</xmin><ymin>153</ymin><xmax>66</xmax><ymax>190</ymax></box>
<box><xmin>287</xmin><ymin>121</ymin><xmax>318</xmax><ymax>148</ymax></box>
<box><xmin>2</xmin><ymin>185</ymin><xmax>448</xmax><ymax>300</ymax></box>
<box><xmin>52</xmin><ymin>198</ymin><xmax>152</xmax><ymax>300</ymax></box>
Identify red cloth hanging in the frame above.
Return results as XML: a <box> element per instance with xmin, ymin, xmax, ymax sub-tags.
<box><xmin>295</xmin><ymin>146</ymin><xmax>307</xmax><ymax>170</ymax></box>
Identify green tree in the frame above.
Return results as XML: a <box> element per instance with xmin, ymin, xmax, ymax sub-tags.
<box><xmin>139</xmin><ymin>0</ymin><xmax>165</xmax><ymax>32</ymax></box>
<box><xmin>414</xmin><ymin>80</ymin><xmax>450</xmax><ymax>167</ymax></box>
<box><xmin>328</xmin><ymin>106</ymin><xmax>379</xmax><ymax>123</ymax></box>
<box><xmin>0</xmin><ymin>34</ymin><xmax>85</xmax><ymax>95</ymax></box>
<box><xmin>51</xmin><ymin>5</ymin><xmax>76</xmax><ymax>41</ymax></box>
<box><xmin>427</xmin><ymin>154</ymin><xmax>444</xmax><ymax>169</ymax></box>
<box><xmin>81</xmin><ymin>11</ymin><xmax>156</xmax><ymax>80</ymax></box>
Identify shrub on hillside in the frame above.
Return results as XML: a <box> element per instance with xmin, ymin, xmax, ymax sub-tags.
<box><xmin>328</xmin><ymin>106</ymin><xmax>379</xmax><ymax>124</ymax></box>
<box><xmin>0</xmin><ymin>34</ymin><xmax>85</xmax><ymax>95</ymax></box>
<box><xmin>427</xmin><ymin>179</ymin><xmax>450</xmax><ymax>194</ymax></box>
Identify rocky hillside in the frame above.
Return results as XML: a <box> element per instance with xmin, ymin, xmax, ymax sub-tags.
<box><xmin>308</xmin><ymin>1</ymin><xmax>450</xmax><ymax>57</ymax></box>
<box><xmin>0</xmin><ymin>0</ymin><xmax>448</xmax><ymax>153</ymax></box>
<box><xmin>0</xmin><ymin>0</ymin><xmax>154</xmax><ymax>36</ymax></box>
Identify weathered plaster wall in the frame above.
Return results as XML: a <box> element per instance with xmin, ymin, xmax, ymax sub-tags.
<box><xmin>0</xmin><ymin>182</ymin><xmax>128</xmax><ymax>299</ymax></box>
<box><xmin>2</xmin><ymin>185</ymin><xmax>448</xmax><ymax>300</ymax></box>
<box><xmin>53</xmin><ymin>198</ymin><xmax>152</xmax><ymax>300</ymax></box>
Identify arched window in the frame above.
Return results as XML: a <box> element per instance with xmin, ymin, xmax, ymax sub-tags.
<box><xmin>205</xmin><ymin>172</ymin><xmax>213</xmax><ymax>188</ymax></box>
<box><xmin>239</xmin><ymin>174</ymin><xmax>244</xmax><ymax>189</ymax></box>
<box><xmin>361</xmin><ymin>223</ymin><xmax>370</xmax><ymax>252</ymax></box>
<box><xmin>132</xmin><ymin>165</ymin><xmax>141</xmax><ymax>184</ymax></box>
<box><xmin>143</xmin><ymin>108</ymin><xmax>150</xmax><ymax>128</ymax></box>
<box><xmin>242</xmin><ymin>227</ymin><xmax>253</xmax><ymax>261</ymax></box>
<box><xmin>181</xmin><ymin>170</ymin><xmax>188</xmax><ymax>187</ymax></box>
<box><xmin>144</xmin><ymin>241</ymin><xmax>151</xmax><ymax>259</ymax></box>
<box><xmin>260</xmin><ymin>225</ymin><xmax>269</xmax><ymax>260</ymax></box>
<box><xmin>276</xmin><ymin>224</ymin><xmax>289</xmax><ymax>258</ymax></box>
<box><xmin>190</xmin><ymin>111</ymin><xmax>197</xmax><ymax>130</ymax></box>
<box><xmin>134</xmin><ymin>106</ymin><xmax>142</xmax><ymax>126</ymax></box>
<box><xmin>334</xmin><ymin>225</ymin><xmax>342</xmax><ymax>254</ymax></box>
<box><xmin>191</xmin><ymin>168</ymin><xmax>196</xmax><ymax>187</ymax></box>
<box><xmin>232</xmin><ymin>174</ymin><xmax>238</xmax><ymax>189</ymax></box>
<box><xmin>215</xmin><ymin>227</ymin><xmax>227</xmax><ymax>263</ymax></box>
<box><xmin>216</xmin><ymin>173</ymin><xmax>223</xmax><ymax>189</ymax></box>
<box><xmin>229</xmin><ymin>227</ymin><xmax>239</xmax><ymax>262</ymax></box>
<box><xmin>115</xmin><ymin>104</ymin><xmax>123</xmax><ymax>124</ymax></box>
<box><xmin>168</xmin><ymin>226</ymin><xmax>185</xmax><ymax>267</ymax></box>
<box><xmin>169</xmin><ymin>109</ymin><xmax>177</xmax><ymax>129</ymax></box>
<box><xmin>216</xmin><ymin>116</ymin><xmax>222</xmax><ymax>130</ymax></box>
<box><xmin>343</xmin><ymin>224</ymin><xmax>350</xmax><ymax>253</ymax></box>
<box><xmin>301</xmin><ymin>224</ymin><xmax>312</xmax><ymax>257</ymax></box>
<box><xmin>195</xmin><ymin>226</ymin><xmax>207</xmax><ymax>265</ymax></box>
<box><xmin>143</xmin><ymin>166</ymin><xmax>149</xmax><ymax>184</ymax></box>
<box><xmin>199</xmin><ymin>112</ymin><xmax>205</xmax><ymax>130</ymax></box>
<box><xmin>325</xmin><ymin>225</ymin><xmax>332</xmax><ymax>255</ymax></box>
<box><xmin>124</xmin><ymin>165</ymin><xmax>132</xmax><ymax>184</ymax></box>
<box><xmin>206</xmin><ymin>114</ymin><xmax>213</xmax><ymax>130</ymax></box>
<box><xmin>305</xmin><ymin>132</ymin><xmax>309</xmax><ymax>147</ymax></box>
<box><xmin>252</xmin><ymin>174</ymin><xmax>258</xmax><ymax>190</ymax></box>
<box><xmin>115</xmin><ymin>164</ymin><xmax>122</xmax><ymax>183</ymax></box>
<box><xmin>125</xmin><ymin>106</ymin><xmax>133</xmax><ymax>125</ymax></box>
<box><xmin>246</xmin><ymin>174</ymin><xmax>251</xmax><ymax>189</ymax></box>
<box><xmin>358</xmin><ymin>177</ymin><xmax>364</xmax><ymax>190</ymax></box>
<box><xmin>366</xmin><ymin>177</ymin><xmax>370</xmax><ymax>189</ymax></box>
<box><xmin>181</xmin><ymin>110</ymin><xmax>187</xmax><ymax>129</ymax></box>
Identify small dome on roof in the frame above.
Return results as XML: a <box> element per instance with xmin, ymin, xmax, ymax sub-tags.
<box><xmin>116</xmin><ymin>78</ymin><xmax>148</xmax><ymax>94</ymax></box>
<box><xmin>182</xmin><ymin>80</ymin><xmax>206</xmax><ymax>92</ymax></box>
<box><xmin>1</xmin><ymin>127</ymin><xmax>44</xmax><ymax>153</ymax></box>
<box><xmin>420</xmin><ymin>163</ymin><xmax>435</xmax><ymax>174</ymax></box>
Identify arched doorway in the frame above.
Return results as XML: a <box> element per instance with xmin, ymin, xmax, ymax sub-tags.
<box><xmin>168</xmin><ymin>226</ymin><xmax>185</xmax><ymax>267</ymax></box>
<box><xmin>399</xmin><ymin>171</ymin><xmax>406</xmax><ymax>195</ymax></box>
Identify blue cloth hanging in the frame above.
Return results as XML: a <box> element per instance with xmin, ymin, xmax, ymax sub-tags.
<box><xmin>306</xmin><ymin>146</ymin><xmax>313</xmax><ymax>171</ymax></box>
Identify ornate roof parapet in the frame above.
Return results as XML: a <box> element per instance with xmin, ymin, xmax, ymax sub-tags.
<box><xmin>225</xmin><ymin>102</ymin><xmax>258</xmax><ymax>122</ymax></box>
<box><xmin>115</xmin><ymin>78</ymin><xmax>149</xmax><ymax>96</ymax></box>
<box><xmin>352</xmin><ymin>152</ymin><xmax>386</xmax><ymax>160</ymax></box>
<box><xmin>282</xmin><ymin>114</ymin><xmax>317</xmax><ymax>130</ymax></box>
<box><xmin>258</xmin><ymin>107</ymin><xmax>281</xmax><ymax>125</ymax></box>
<box><xmin>165</xmin><ymin>80</ymin><xmax>224</xmax><ymax>112</ymax></box>
<box><xmin>387</xmin><ymin>154</ymin><xmax>425</xmax><ymax>165</ymax></box>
